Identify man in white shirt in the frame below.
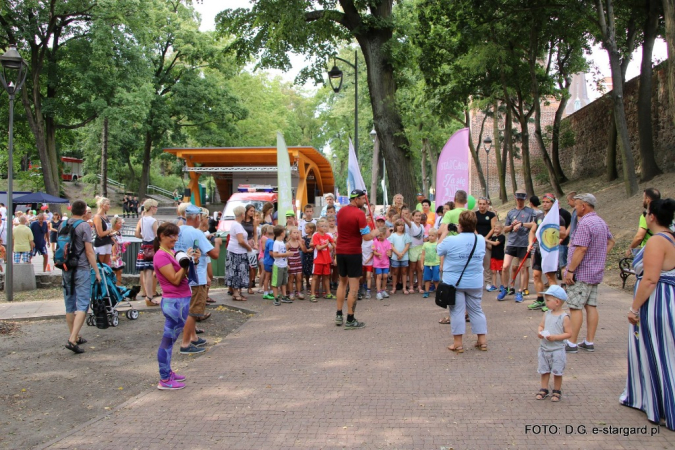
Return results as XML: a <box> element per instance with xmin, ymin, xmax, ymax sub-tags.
<box><xmin>320</xmin><ymin>194</ymin><xmax>341</xmax><ymax>217</ymax></box>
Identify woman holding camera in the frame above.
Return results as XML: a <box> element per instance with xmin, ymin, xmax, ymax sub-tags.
<box><xmin>153</xmin><ymin>222</ymin><xmax>194</xmax><ymax>390</ymax></box>
<box><xmin>437</xmin><ymin>210</ymin><xmax>488</xmax><ymax>353</ymax></box>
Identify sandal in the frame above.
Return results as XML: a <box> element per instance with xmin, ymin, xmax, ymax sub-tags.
<box><xmin>248</xmin><ymin>288</ymin><xmax>254</xmax><ymax>295</ymax></box>
<box><xmin>551</xmin><ymin>390</ymin><xmax>562</xmax><ymax>402</ymax></box>
<box><xmin>474</xmin><ymin>342</ymin><xmax>488</xmax><ymax>351</ymax></box>
<box><xmin>391</xmin><ymin>289</ymin><xmax>397</xmax><ymax>295</ymax></box>
<box><xmin>403</xmin><ymin>289</ymin><xmax>409</xmax><ymax>295</ymax></box>
<box><xmin>196</xmin><ymin>328</ymin><xmax>205</xmax><ymax>334</ymax></box>
<box><xmin>65</xmin><ymin>341</ymin><xmax>85</xmax><ymax>354</ymax></box>
<box><xmin>447</xmin><ymin>345</ymin><xmax>464</xmax><ymax>353</ymax></box>
<box><xmin>438</xmin><ymin>317</ymin><xmax>450</xmax><ymax>324</ymax></box>
<box><xmin>76</xmin><ymin>336</ymin><xmax>88</xmax><ymax>345</ymax></box>
<box><xmin>206</xmin><ymin>297</ymin><xmax>216</xmax><ymax>304</ymax></box>
<box><xmin>536</xmin><ymin>389</ymin><xmax>549</xmax><ymax>400</ymax></box>
<box><xmin>232</xmin><ymin>296</ymin><xmax>247</xmax><ymax>302</ymax></box>
<box><xmin>145</xmin><ymin>297</ymin><xmax>159</xmax><ymax>307</ymax></box>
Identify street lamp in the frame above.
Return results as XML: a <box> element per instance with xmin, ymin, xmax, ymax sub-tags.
<box><xmin>0</xmin><ymin>45</ymin><xmax>29</xmax><ymax>302</ymax></box>
<box><xmin>327</xmin><ymin>50</ymin><xmax>359</xmax><ymax>157</ymax></box>
<box><xmin>483</xmin><ymin>136</ymin><xmax>492</xmax><ymax>199</ymax></box>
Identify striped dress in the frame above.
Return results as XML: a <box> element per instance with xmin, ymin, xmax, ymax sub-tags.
<box><xmin>287</xmin><ymin>242</ymin><xmax>303</xmax><ymax>275</ymax></box>
<box><xmin>620</xmin><ymin>233</ymin><xmax>675</xmax><ymax>431</ymax></box>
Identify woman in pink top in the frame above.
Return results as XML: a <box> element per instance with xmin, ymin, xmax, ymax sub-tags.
<box><xmin>153</xmin><ymin>222</ymin><xmax>195</xmax><ymax>391</ymax></box>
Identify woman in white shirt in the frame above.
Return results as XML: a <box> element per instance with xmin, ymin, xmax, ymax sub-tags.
<box><xmin>135</xmin><ymin>199</ymin><xmax>159</xmax><ymax>305</ymax></box>
<box><xmin>225</xmin><ymin>206</ymin><xmax>252</xmax><ymax>301</ymax></box>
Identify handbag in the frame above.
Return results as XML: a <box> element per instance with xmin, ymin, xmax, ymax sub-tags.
<box><xmin>140</xmin><ymin>218</ymin><xmax>155</xmax><ymax>261</ymax></box>
<box><xmin>435</xmin><ymin>235</ymin><xmax>478</xmax><ymax>308</ymax></box>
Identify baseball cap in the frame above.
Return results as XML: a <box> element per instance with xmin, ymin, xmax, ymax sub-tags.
<box><xmin>349</xmin><ymin>189</ymin><xmax>366</xmax><ymax>199</ymax></box>
<box><xmin>573</xmin><ymin>193</ymin><xmax>597</xmax><ymax>207</ymax></box>
<box><xmin>285</xmin><ymin>209</ymin><xmax>295</xmax><ymax>217</ymax></box>
<box><xmin>185</xmin><ymin>204</ymin><xmax>201</xmax><ymax>215</ymax></box>
<box><xmin>324</xmin><ymin>193</ymin><xmax>335</xmax><ymax>199</ymax></box>
<box><xmin>515</xmin><ymin>189</ymin><xmax>527</xmax><ymax>200</ymax></box>
<box><xmin>416</xmin><ymin>192</ymin><xmax>424</xmax><ymax>196</ymax></box>
<box><xmin>375</xmin><ymin>215</ymin><xmax>386</xmax><ymax>221</ymax></box>
<box><xmin>539</xmin><ymin>285</ymin><xmax>568</xmax><ymax>302</ymax></box>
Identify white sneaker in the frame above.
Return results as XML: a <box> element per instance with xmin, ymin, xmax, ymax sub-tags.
<box><xmin>289</xmin><ymin>293</ymin><xmax>295</xmax><ymax>301</ymax></box>
<box><xmin>382</xmin><ymin>290</ymin><xmax>390</xmax><ymax>298</ymax></box>
<box><xmin>485</xmin><ymin>283</ymin><xmax>493</xmax><ymax>291</ymax></box>
<box><xmin>376</xmin><ymin>292</ymin><xmax>383</xmax><ymax>300</ymax></box>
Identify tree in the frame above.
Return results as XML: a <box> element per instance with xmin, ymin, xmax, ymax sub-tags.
<box><xmin>216</xmin><ymin>0</ymin><xmax>419</xmax><ymax>204</ymax></box>
<box><xmin>663</xmin><ymin>0</ymin><xmax>675</xmax><ymax>127</ymax></box>
<box><xmin>593</xmin><ymin>0</ymin><xmax>640</xmax><ymax>196</ymax></box>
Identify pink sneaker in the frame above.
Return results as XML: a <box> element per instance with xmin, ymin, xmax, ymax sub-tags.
<box><xmin>158</xmin><ymin>379</ymin><xmax>185</xmax><ymax>390</ymax></box>
<box><xmin>170</xmin><ymin>371</ymin><xmax>186</xmax><ymax>382</ymax></box>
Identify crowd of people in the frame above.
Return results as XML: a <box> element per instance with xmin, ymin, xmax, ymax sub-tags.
<box><xmin>1</xmin><ymin>184</ymin><xmax>673</xmax><ymax>431</ymax></box>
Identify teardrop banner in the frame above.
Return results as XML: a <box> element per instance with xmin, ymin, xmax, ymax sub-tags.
<box><xmin>435</xmin><ymin>128</ymin><xmax>470</xmax><ymax>209</ymax></box>
<box><xmin>277</xmin><ymin>132</ymin><xmax>293</xmax><ymax>226</ymax></box>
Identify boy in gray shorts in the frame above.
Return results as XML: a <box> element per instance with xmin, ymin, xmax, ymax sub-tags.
<box><xmin>536</xmin><ymin>285</ymin><xmax>572</xmax><ymax>402</ymax></box>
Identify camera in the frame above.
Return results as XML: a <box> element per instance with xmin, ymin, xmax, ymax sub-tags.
<box><xmin>174</xmin><ymin>251</ymin><xmax>191</xmax><ymax>269</ymax></box>
<box><xmin>447</xmin><ymin>223</ymin><xmax>458</xmax><ymax>233</ymax></box>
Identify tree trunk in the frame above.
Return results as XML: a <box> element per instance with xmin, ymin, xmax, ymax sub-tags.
<box><xmin>637</xmin><ymin>0</ymin><xmax>662</xmax><ymax>182</ymax></box>
<box><xmin>426</xmin><ymin>139</ymin><xmax>439</xmax><ymax>196</ymax></box>
<box><xmin>606</xmin><ymin>110</ymin><xmax>619</xmax><ymax>181</ymax></box>
<box><xmin>44</xmin><ymin>117</ymin><xmax>61</xmax><ymax>198</ymax></box>
<box><xmin>663</xmin><ymin>0</ymin><xmax>675</xmax><ymax>127</ymax></box>
<box><xmin>551</xmin><ymin>87</ymin><xmax>570</xmax><ymax>183</ymax></box>
<box><xmin>370</xmin><ymin>133</ymin><xmax>380</xmax><ymax>205</ymax></box>
<box><xmin>465</xmin><ymin>110</ymin><xmax>487</xmax><ymax>197</ymax></box>
<box><xmin>492</xmin><ymin>101</ymin><xmax>507</xmax><ymax>203</ymax></box>
<box><xmin>138</xmin><ymin>130</ymin><xmax>152</xmax><ymax>200</ymax></box>
<box><xmin>101</xmin><ymin>117</ymin><xmax>109</xmax><ymax>198</ymax></box>
<box><xmin>500</xmin><ymin>105</ymin><xmax>512</xmax><ymax>204</ymax></box>
<box><xmin>509</xmin><ymin>144</ymin><xmax>518</xmax><ymax>195</ymax></box>
<box><xmin>420</xmin><ymin>139</ymin><xmax>428</xmax><ymax>195</ymax></box>
<box><xmin>357</xmin><ymin>32</ymin><xmax>417</xmax><ymax>204</ymax></box>
<box><xmin>516</xmin><ymin>112</ymin><xmax>536</xmax><ymax>197</ymax></box>
<box><xmin>530</xmin><ymin>77</ymin><xmax>564</xmax><ymax>198</ymax></box>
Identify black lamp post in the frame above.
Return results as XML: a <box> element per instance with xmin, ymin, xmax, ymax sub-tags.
<box><xmin>0</xmin><ymin>45</ymin><xmax>28</xmax><ymax>302</ymax></box>
<box><xmin>483</xmin><ymin>136</ymin><xmax>492</xmax><ymax>199</ymax></box>
<box><xmin>327</xmin><ymin>50</ymin><xmax>358</xmax><ymax>157</ymax></box>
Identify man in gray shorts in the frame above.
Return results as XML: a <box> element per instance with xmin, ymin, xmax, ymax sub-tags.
<box><xmin>563</xmin><ymin>194</ymin><xmax>615</xmax><ymax>353</ymax></box>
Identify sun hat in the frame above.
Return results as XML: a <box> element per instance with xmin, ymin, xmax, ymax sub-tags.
<box><xmin>573</xmin><ymin>193</ymin><xmax>597</xmax><ymax>207</ymax></box>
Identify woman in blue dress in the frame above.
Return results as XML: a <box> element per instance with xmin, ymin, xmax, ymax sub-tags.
<box><xmin>620</xmin><ymin>199</ymin><xmax>675</xmax><ymax>430</ymax></box>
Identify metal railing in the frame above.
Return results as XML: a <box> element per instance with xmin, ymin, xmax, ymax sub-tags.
<box><xmin>96</xmin><ymin>174</ymin><xmax>125</xmax><ymax>191</ymax></box>
<box><xmin>147</xmin><ymin>185</ymin><xmax>175</xmax><ymax>198</ymax></box>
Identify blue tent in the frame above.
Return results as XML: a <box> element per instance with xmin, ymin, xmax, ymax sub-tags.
<box><xmin>12</xmin><ymin>192</ymin><xmax>70</xmax><ymax>204</ymax></box>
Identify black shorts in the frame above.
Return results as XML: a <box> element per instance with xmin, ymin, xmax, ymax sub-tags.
<box><xmin>505</xmin><ymin>246</ymin><xmax>528</xmax><ymax>260</ymax></box>
<box><xmin>336</xmin><ymin>254</ymin><xmax>362</xmax><ymax>278</ymax></box>
<box><xmin>532</xmin><ymin>249</ymin><xmax>542</xmax><ymax>272</ymax></box>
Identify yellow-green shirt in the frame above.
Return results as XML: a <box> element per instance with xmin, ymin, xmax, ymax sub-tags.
<box><xmin>13</xmin><ymin>224</ymin><xmax>33</xmax><ymax>252</ymax></box>
<box><xmin>422</xmin><ymin>242</ymin><xmax>440</xmax><ymax>266</ymax></box>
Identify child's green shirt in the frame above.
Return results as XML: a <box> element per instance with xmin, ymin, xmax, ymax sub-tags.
<box><xmin>423</xmin><ymin>242</ymin><xmax>439</xmax><ymax>266</ymax></box>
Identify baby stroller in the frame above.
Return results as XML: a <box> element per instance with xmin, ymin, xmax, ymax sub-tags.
<box><xmin>86</xmin><ymin>263</ymin><xmax>140</xmax><ymax>328</ymax></box>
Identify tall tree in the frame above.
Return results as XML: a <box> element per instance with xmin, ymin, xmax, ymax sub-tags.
<box><xmin>594</xmin><ymin>0</ymin><xmax>639</xmax><ymax>196</ymax></box>
<box><xmin>663</xmin><ymin>0</ymin><xmax>675</xmax><ymax>127</ymax></box>
<box><xmin>216</xmin><ymin>0</ymin><xmax>419</xmax><ymax>203</ymax></box>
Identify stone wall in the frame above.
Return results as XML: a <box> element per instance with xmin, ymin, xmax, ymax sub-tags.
<box><xmin>559</xmin><ymin>64</ymin><xmax>675</xmax><ymax>179</ymax></box>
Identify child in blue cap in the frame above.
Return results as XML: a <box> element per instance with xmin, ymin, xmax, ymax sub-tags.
<box><xmin>536</xmin><ymin>285</ymin><xmax>572</xmax><ymax>402</ymax></box>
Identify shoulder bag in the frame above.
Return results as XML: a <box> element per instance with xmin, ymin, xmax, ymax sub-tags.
<box><xmin>435</xmin><ymin>235</ymin><xmax>478</xmax><ymax>308</ymax></box>
<box><xmin>141</xmin><ymin>218</ymin><xmax>156</xmax><ymax>261</ymax></box>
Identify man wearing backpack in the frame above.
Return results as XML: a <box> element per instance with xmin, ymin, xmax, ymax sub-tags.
<box><xmin>61</xmin><ymin>200</ymin><xmax>101</xmax><ymax>354</ymax></box>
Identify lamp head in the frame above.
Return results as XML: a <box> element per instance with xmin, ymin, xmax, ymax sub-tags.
<box><xmin>0</xmin><ymin>45</ymin><xmax>28</xmax><ymax>95</ymax></box>
<box><xmin>370</xmin><ymin>127</ymin><xmax>377</xmax><ymax>142</ymax></box>
<box><xmin>483</xmin><ymin>136</ymin><xmax>492</xmax><ymax>154</ymax></box>
<box><xmin>327</xmin><ymin>64</ymin><xmax>343</xmax><ymax>93</ymax></box>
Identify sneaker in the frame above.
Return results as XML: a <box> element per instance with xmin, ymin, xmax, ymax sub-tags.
<box><xmin>262</xmin><ymin>293</ymin><xmax>275</xmax><ymax>300</ymax></box>
<box><xmin>565</xmin><ymin>342</ymin><xmax>578</xmax><ymax>353</ymax></box>
<box><xmin>158</xmin><ymin>379</ymin><xmax>186</xmax><ymax>390</ymax></box>
<box><xmin>376</xmin><ymin>292</ymin><xmax>383</xmax><ymax>300</ymax></box>
<box><xmin>324</xmin><ymin>293</ymin><xmax>335</xmax><ymax>299</ymax></box>
<box><xmin>485</xmin><ymin>283</ymin><xmax>493</xmax><ymax>291</ymax></box>
<box><xmin>508</xmin><ymin>287</ymin><xmax>515</xmax><ymax>296</ymax></box>
<box><xmin>344</xmin><ymin>318</ymin><xmax>366</xmax><ymax>329</ymax></box>
<box><xmin>528</xmin><ymin>299</ymin><xmax>546</xmax><ymax>310</ymax></box>
<box><xmin>486</xmin><ymin>285</ymin><xmax>498</xmax><ymax>292</ymax></box>
<box><xmin>515</xmin><ymin>291</ymin><xmax>524</xmax><ymax>303</ymax></box>
<box><xmin>296</xmin><ymin>292</ymin><xmax>305</xmax><ymax>300</ymax></box>
<box><xmin>273</xmin><ymin>298</ymin><xmax>281</xmax><ymax>306</ymax></box>
<box><xmin>310</xmin><ymin>295</ymin><xmax>318</xmax><ymax>303</ymax></box>
<box><xmin>497</xmin><ymin>286</ymin><xmax>508</xmax><ymax>301</ymax></box>
<box><xmin>357</xmin><ymin>291</ymin><xmax>363</xmax><ymax>300</ymax></box>
<box><xmin>382</xmin><ymin>290</ymin><xmax>390</xmax><ymax>298</ymax></box>
<box><xmin>191</xmin><ymin>337</ymin><xmax>207</xmax><ymax>347</ymax></box>
<box><xmin>180</xmin><ymin>344</ymin><xmax>205</xmax><ymax>355</ymax></box>
<box><xmin>169</xmin><ymin>371</ymin><xmax>186</xmax><ymax>382</ymax></box>
<box><xmin>335</xmin><ymin>314</ymin><xmax>344</xmax><ymax>326</ymax></box>
<box><xmin>523</xmin><ymin>289</ymin><xmax>530</xmax><ymax>296</ymax></box>
<box><xmin>429</xmin><ymin>284</ymin><xmax>435</xmax><ymax>292</ymax></box>
<box><xmin>289</xmin><ymin>293</ymin><xmax>296</xmax><ymax>301</ymax></box>
<box><xmin>365</xmin><ymin>290</ymin><xmax>371</xmax><ymax>299</ymax></box>
<box><xmin>578</xmin><ymin>342</ymin><xmax>595</xmax><ymax>352</ymax></box>
<box><xmin>422</xmin><ymin>292</ymin><xmax>429</xmax><ymax>298</ymax></box>
<box><xmin>280</xmin><ymin>296</ymin><xmax>293</xmax><ymax>303</ymax></box>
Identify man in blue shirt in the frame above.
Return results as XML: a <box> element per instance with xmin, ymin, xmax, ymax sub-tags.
<box><xmin>30</xmin><ymin>213</ymin><xmax>49</xmax><ymax>272</ymax></box>
<box><xmin>175</xmin><ymin>205</ymin><xmax>217</xmax><ymax>354</ymax></box>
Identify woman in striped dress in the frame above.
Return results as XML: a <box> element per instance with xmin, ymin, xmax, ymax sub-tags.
<box><xmin>620</xmin><ymin>199</ymin><xmax>675</xmax><ymax>431</ymax></box>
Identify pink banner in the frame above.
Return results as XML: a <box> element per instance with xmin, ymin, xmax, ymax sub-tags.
<box><xmin>435</xmin><ymin>128</ymin><xmax>470</xmax><ymax>208</ymax></box>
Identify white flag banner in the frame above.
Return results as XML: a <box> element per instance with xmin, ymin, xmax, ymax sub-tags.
<box><xmin>381</xmin><ymin>158</ymin><xmax>389</xmax><ymax>208</ymax></box>
<box><xmin>276</xmin><ymin>132</ymin><xmax>293</xmax><ymax>226</ymax></box>
<box><xmin>347</xmin><ymin>138</ymin><xmax>367</xmax><ymax>194</ymax></box>
<box><xmin>535</xmin><ymin>200</ymin><xmax>561</xmax><ymax>274</ymax></box>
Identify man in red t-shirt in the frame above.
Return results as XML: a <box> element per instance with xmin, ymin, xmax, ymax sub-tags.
<box><xmin>335</xmin><ymin>189</ymin><xmax>379</xmax><ymax>329</ymax></box>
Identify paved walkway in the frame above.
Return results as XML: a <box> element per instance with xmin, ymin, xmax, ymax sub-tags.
<box><xmin>32</xmin><ymin>284</ymin><xmax>673</xmax><ymax>449</ymax></box>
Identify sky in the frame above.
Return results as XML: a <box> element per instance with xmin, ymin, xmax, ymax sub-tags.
<box><xmin>193</xmin><ymin>0</ymin><xmax>669</xmax><ymax>100</ymax></box>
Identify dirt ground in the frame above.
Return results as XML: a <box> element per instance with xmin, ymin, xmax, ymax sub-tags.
<box><xmin>0</xmin><ymin>306</ymin><xmax>250</xmax><ymax>449</ymax></box>
<box><xmin>492</xmin><ymin>171</ymin><xmax>675</xmax><ymax>292</ymax></box>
